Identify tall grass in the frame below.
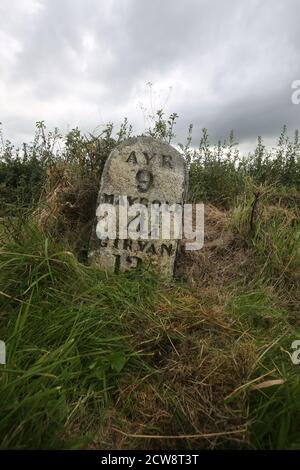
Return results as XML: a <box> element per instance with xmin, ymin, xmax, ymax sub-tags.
<box><xmin>230</xmin><ymin>183</ymin><xmax>300</xmax><ymax>286</ymax></box>
<box><xmin>1</xmin><ymin>119</ymin><xmax>300</xmax><ymax>214</ymax></box>
<box><xmin>0</xmin><ymin>219</ymin><xmax>299</xmax><ymax>449</ymax></box>
<box><xmin>0</xmin><ymin>116</ymin><xmax>300</xmax><ymax>449</ymax></box>
<box><xmin>0</xmin><ymin>222</ymin><xmax>160</xmax><ymax>448</ymax></box>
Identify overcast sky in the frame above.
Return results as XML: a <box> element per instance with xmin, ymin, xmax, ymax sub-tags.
<box><xmin>1</xmin><ymin>0</ymin><xmax>300</xmax><ymax>151</ymax></box>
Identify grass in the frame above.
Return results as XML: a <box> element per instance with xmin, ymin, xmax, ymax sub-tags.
<box><xmin>0</xmin><ymin>120</ymin><xmax>299</xmax><ymax>449</ymax></box>
<box><xmin>0</xmin><ymin>222</ymin><xmax>159</xmax><ymax>448</ymax></box>
<box><xmin>230</xmin><ymin>184</ymin><xmax>300</xmax><ymax>278</ymax></box>
<box><xmin>250</xmin><ymin>363</ymin><xmax>300</xmax><ymax>450</ymax></box>
<box><xmin>227</xmin><ymin>192</ymin><xmax>300</xmax><ymax>449</ymax></box>
<box><xmin>1</xmin><ymin>215</ymin><xmax>299</xmax><ymax>449</ymax></box>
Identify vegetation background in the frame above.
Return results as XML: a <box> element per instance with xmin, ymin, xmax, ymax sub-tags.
<box><xmin>0</xmin><ymin>112</ymin><xmax>299</xmax><ymax>449</ymax></box>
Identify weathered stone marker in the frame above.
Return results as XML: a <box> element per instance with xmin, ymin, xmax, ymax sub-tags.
<box><xmin>89</xmin><ymin>136</ymin><xmax>187</xmax><ymax>276</ymax></box>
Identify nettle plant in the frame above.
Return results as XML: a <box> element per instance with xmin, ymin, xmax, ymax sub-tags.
<box><xmin>1</xmin><ymin>113</ymin><xmax>299</xmax><ymax>214</ymax></box>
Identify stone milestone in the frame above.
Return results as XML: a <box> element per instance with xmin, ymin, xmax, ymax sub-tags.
<box><xmin>89</xmin><ymin>136</ymin><xmax>187</xmax><ymax>276</ymax></box>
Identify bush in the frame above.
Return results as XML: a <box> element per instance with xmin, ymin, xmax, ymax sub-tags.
<box><xmin>184</xmin><ymin>126</ymin><xmax>300</xmax><ymax>208</ymax></box>
<box><xmin>230</xmin><ymin>182</ymin><xmax>300</xmax><ymax>287</ymax></box>
<box><xmin>0</xmin><ymin>120</ymin><xmax>131</xmax><ymax>216</ymax></box>
<box><xmin>1</xmin><ymin>117</ymin><xmax>300</xmax><ymax>214</ymax></box>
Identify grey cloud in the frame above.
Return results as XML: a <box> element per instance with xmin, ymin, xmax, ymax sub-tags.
<box><xmin>1</xmin><ymin>0</ymin><xmax>300</xmax><ymax>149</ymax></box>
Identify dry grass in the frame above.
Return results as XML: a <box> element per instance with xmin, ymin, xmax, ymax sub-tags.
<box><xmin>88</xmin><ymin>200</ymin><xmax>299</xmax><ymax>450</ymax></box>
<box><xmin>33</xmin><ymin>160</ymin><xmax>98</xmax><ymax>257</ymax></box>
<box><xmin>91</xmin><ymin>285</ymin><xmax>255</xmax><ymax>450</ymax></box>
<box><xmin>2</xmin><ymin>167</ymin><xmax>298</xmax><ymax>449</ymax></box>
<box><xmin>176</xmin><ymin>204</ymin><xmax>253</xmax><ymax>287</ymax></box>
